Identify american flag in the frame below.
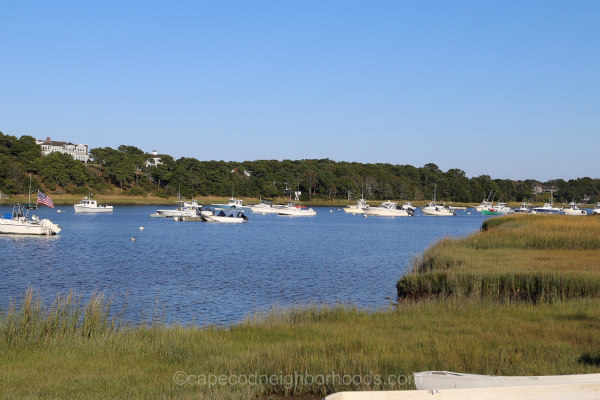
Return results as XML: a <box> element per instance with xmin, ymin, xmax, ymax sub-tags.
<box><xmin>37</xmin><ymin>190</ymin><xmax>54</xmax><ymax>208</ymax></box>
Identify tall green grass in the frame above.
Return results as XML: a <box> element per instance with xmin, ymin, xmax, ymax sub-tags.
<box><xmin>2</xmin><ymin>293</ymin><xmax>600</xmax><ymax>399</ymax></box>
<box><xmin>398</xmin><ymin>215</ymin><xmax>600</xmax><ymax>301</ymax></box>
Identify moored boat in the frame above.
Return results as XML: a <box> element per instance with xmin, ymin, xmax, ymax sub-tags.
<box><xmin>212</xmin><ymin>197</ymin><xmax>251</xmax><ymax>212</ymax></box>
<box><xmin>278</xmin><ymin>202</ymin><xmax>317</xmax><ymax>216</ymax></box>
<box><xmin>563</xmin><ymin>201</ymin><xmax>587</xmax><ymax>216</ymax></box>
<box><xmin>249</xmin><ymin>198</ymin><xmax>283</xmax><ymax>215</ymax></box>
<box><xmin>74</xmin><ymin>195</ymin><xmax>113</xmax><ymax>213</ymax></box>
<box><xmin>592</xmin><ymin>203</ymin><xmax>600</xmax><ymax>215</ymax></box>
<box><xmin>0</xmin><ymin>204</ymin><xmax>61</xmax><ymax>235</ymax></box>
<box><xmin>343</xmin><ymin>198</ymin><xmax>370</xmax><ymax>214</ymax></box>
<box><xmin>200</xmin><ymin>209</ymin><xmax>248</xmax><ymax>223</ymax></box>
<box><xmin>364</xmin><ymin>201</ymin><xmax>411</xmax><ymax>217</ymax></box>
<box><xmin>151</xmin><ymin>199</ymin><xmax>208</xmax><ymax>218</ymax></box>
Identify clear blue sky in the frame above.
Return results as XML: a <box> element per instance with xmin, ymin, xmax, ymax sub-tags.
<box><xmin>1</xmin><ymin>1</ymin><xmax>598</xmax><ymax>181</ymax></box>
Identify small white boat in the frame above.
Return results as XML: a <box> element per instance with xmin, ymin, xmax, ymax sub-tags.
<box><xmin>422</xmin><ymin>203</ymin><xmax>455</xmax><ymax>216</ymax></box>
<box><xmin>364</xmin><ymin>201</ymin><xmax>411</xmax><ymax>217</ymax></box>
<box><xmin>0</xmin><ymin>204</ymin><xmax>61</xmax><ymax>235</ymax></box>
<box><xmin>414</xmin><ymin>370</ymin><xmax>600</xmax><ymax>390</ymax></box>
<box><xmin>278</xmin><ymin>202</ymin><xmax>317</xmax><ymax>216</ymax></box>
<box><xmin>343</xmin><ymin>198</ymin><xmax>370</xmax><ymax>214</ymax></box>
<box><xmin>493</xmin><ymin>202</ymin><xmax>515</xmax><ymax>214</ymax></box>
<box><xmin>592</xmin><ymin>202</ymin><xmax>600</xmax><ymax>215</ymax></box>
<box><xmin>533</xmin><ymin>191</ymin><xmax>563</xmax><ymax>214</ymax></box>
<box><xmin>423</xmin><ymin>185</ymin><xmax>455</xmax><ymax>216</ymax></box>
<box><xmin>200</xmin><ymin>209</ymin><xmax>248</xmax><ymax>223</ymax></box>
<box><xmin>152</xmin><ymin>199</ymin><xmax>207</xmax><ymax>218</ymax></box>
<box><xmin>563</xmin><ymin>201</ymin><xmax>587</xmax><ymax>216</ymax></box>
<box><xmin>212</xmin><ymin>197</ymin><xmax>251</xmax><ymax>212</ymax></box>
<box><xmin>515</xmin><ymin>200</ymin><xmax>535</xmax><ymax>214</ymax></box>
<box><xmin>249</xmin><ymin>199</ymin><xmax>283</xmax><ymax>215</ymax></box>
<box><xmin>73</xmin><ymin>195</ymin><xmax>113</xmax><ymax>213</ymax></box>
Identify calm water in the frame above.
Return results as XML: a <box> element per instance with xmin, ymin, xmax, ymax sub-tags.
<box><xmin>0</xmin><ymin>205</ymin><xmax>489</xmax><ymax>325</ymax></box>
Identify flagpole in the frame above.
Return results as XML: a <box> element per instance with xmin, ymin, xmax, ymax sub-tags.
<box><xmin>29</xmin><ymin>174</ymin><xmax>32</xmax><ymax>204</ymax></box>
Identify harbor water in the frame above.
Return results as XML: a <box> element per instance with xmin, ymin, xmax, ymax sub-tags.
<box><xmin>0</xmin><ymin>206</ymin><xmax>488</xmax><ymax>325</ymax></box>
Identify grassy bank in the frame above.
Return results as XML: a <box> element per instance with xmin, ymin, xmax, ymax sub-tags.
<box><xmin>397</xmin><ymin>214</ymin><xmax>600</xmax><ymax>302</ymax></box>
<box><xmin>2</xmin><ymin>290</ymin><xmax>600</xmax><ymax>399</ymax></box>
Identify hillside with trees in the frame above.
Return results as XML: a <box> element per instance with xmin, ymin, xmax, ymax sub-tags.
<box><xmin>1</xmin><ymin>131</ymin><xmax>598</xmax><ymax>204</ymax></box>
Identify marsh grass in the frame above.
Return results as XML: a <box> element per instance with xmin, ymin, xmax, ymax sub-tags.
<box><xmin>2</xmin><ymin>294</ymin><xmax>600</xmax><ymax>399</ymax></box>
<box><xmin>398</xmin><ymin>215</ymin><xmax>600</xmax><ymax>301</ymax></box>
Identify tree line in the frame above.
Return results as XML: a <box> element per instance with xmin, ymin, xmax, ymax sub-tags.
<box><xmin>1</xmin><ymin>131</ymin><xmax>599</xmax><ymax>204</ymax></box>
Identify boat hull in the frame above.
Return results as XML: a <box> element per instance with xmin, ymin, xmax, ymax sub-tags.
<box><xmin>0</xmin><ymin>218</ymin><xmax>61</xmax><ymax>235</ymax></box>
<box><xmin>73</xmin><ymin>205</ymin><xmax>113</xmax><ymax>213</ymax></box>
<box><xmin>414</xmin><ymin>371</ymin><xmax>600</xmax><ymax>390</ymax></box>
<box><xmin>343</xmin><ymin>207</ymin><xmax>366</xmax><ymax>214</ymax></box>
<box><xmin>364</xmin><ymin>209</ymin><xmax>410</xmax><ymax>217</ymax></box>
<box><xmin>278</xmin><ymin>208</ymin><xmax>317</xmax><ymax>216</ymax></box>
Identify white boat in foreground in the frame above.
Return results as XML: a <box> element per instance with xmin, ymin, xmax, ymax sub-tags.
<box><xmin>325</xmin><ymin>382</ymin><xmax>600</xmax><ymax>400</ymax></box>
<box><xmin>73</xmin><ymin>195</ymin><xmax>113</xmax><ymax>213</ymax></box>
<box><xmin>593</xmin><ymin>203</ymin><xmax>600</xmax><ymax>215</ymax></box>
<box><xmin>364</xmin><ymin>201</ymin><xmax>411</xmax><ymax>217</ymax></box>
<box><xmin>413</xmin><ymin>371</ymin><xmax>600</xmax><ymax>390</ymax></box>
<box><xmin>0</xmin><ymin>204</ymin><xmax>61</xmax><ymax>235</ymax></box>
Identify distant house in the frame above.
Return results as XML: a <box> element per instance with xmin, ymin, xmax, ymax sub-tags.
<box><xmin>36</xmin><ymin>137</ymin><xmax>89</xmax><ymax>162</ymax></box>
<box><xmin>581</xmin><ymin>194</ymin><xmax>593</xmax><ymax>204</ymax></box>
<box><xmin>145</xmin><ymin>150</ymin><xmax>165</xmax><ymax>167</ymax></box>
<box><xmin>532</xmin><ymin>184</ymin><xmax>558</xmax><ymax>195</ymax></box>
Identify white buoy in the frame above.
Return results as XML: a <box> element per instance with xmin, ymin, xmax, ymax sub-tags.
<box><xmin>130</xmin><ymin>237</ymin><xmax>136</xmax><ymax>241</ymax></box>
<box><xmin>139</xmin><ymin>226</ymin><xmax>144</xmax><ymax>230</ymax></box>
<box><xmin>363</xmin><ymin>214</ymin><xmax>367</xmax><ymax>218</ymax></box>
<box><xmin>330</xmin><ymin>209</ymin><xmax>333</xmax><ymax>213</ymax></box>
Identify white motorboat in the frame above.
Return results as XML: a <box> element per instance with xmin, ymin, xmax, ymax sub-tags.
<box><xmin>152</xmin><ymin>199</ymin><xmax>206</xmax><ymax>217</ymax></box>
<box><xmin>592</xmin><ymin>202</ymin><xmax>600</xmax><ymax>215</ymax></box>
<box><xmin>278</xmin><ymin>202</ymin><xmax>317</xmax><ymax>216</ymax></box>
<box><xmin>533</xmin><ymin>191</ymin><xmax>563</xmax><ymax>214</ymax></box>
<box><xmin>200</xmin><ymin>209</ymin><xmax>248</xmax><ymax>223</ymax></box>
<box><xmin>212</xmin><ymin>197</ymin><xmax>251</xmax><ymax>212</ymax></box>
<box><xmin>343</xmin><ymin>198</ymin><xmax>370</xmax><ymax>214</ymax></box>
<box><xmin>474</xmin><ymin>200</ymin><xmax>493</xmax><ymax>212</ymax></box>
<box><xmin>563</xmin><ymin>201</ymin><xmax>587</xmax><ymax>216</ymax></box>
<box><xmin>423</xmin><ymin>185</ymin><xmax>455</xmax><ymax>216</ymax></box>
<box><xmin>515</xmin><ymin>200</ymin><xmax>535</xmax><ymax>213</ymax></box>
<box><xmin>413</xmin><ymin>370</ymin><xmax>600</xmax><ymax>390</ymax></box>
<box><xmin>364</xmin><ymin>201</ymin><xmax>411</xmax><ymax>217</ymax></box>
<box><xmin>249</xmin><ymin>199</ymin><xmax>283</xmax><ymax>215</ymax></box>
<box><xmin>493</xmin><ymin>202</ymin><xmax>515</xmax><ymax>214</ymax></box>
<box><xmin>73</xmin><ymin>195</ymin><xmax>113</xmax><ymax>213</ymax></box>
<box><xmin>0</xmin><ymin>204</ymin><xmax>61</xmax><ymax>235</ymax></box>
<box><xmin>422</xmin><ymin>203</ymin><xmax>456</xmax><ymax>216</ymax></box>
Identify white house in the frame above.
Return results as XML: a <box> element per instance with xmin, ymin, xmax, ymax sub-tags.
<box><xmin>145</xmin><ymin>150</ymin><xmax>164</xmax><ymax>167</ymax></box>
<box><xmin>36</xmin><ymin>137</ymin><xmax>89</xmax><ymax>162</ymax></box>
